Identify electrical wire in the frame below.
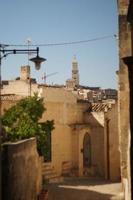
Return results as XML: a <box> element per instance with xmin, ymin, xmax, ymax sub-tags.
<box><xmin>6</xmin><ymin>34</ymin><xmax>117</xmax><ymax>47</ymax></box>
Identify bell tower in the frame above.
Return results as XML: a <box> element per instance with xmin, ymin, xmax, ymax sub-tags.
<box><xmin>72</xmin><ymin>56</ymin><xmax>79</xmax><ymax>86</ymax></box>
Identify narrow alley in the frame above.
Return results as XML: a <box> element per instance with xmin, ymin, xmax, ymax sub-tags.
<box><xmin>46</xmin><ymin>178</ymin><xmax>124</xmax><ymax>200</ymax></box>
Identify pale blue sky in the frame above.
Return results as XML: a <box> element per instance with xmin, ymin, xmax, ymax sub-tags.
<box><xmin>0</xmin><ymin>0</ymin><xmax>118</xmax><ymax>88</ymax></box>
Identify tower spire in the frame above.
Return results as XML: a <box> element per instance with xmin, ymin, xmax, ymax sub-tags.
<box><xmin>72</xmin><ymin>56</ymin><xmax>79</xmax><ymax>86</ymax></box>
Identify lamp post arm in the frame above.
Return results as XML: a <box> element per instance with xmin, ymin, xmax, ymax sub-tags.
<box><xmin>0</xmin><ymin>47</ymin><xmax>39</xmax><ymax>59</ymax></box>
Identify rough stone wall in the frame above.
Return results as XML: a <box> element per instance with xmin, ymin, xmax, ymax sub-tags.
<box><xmin>2</xmin><ymin>138</ymin><xmax>42</xmax><ymax>200</ymax></box>
<box><xmin>117</xmin><ymin>0</ymin><xmax>131</xmax><ymax>199</ymax></box>
<box><xmin>104</xmin><ymin>103</ymin><xmax>120</xmax><ymax>181</ymax></box>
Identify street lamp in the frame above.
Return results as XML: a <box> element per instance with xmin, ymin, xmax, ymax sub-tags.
<box><xmin>0</xmin><ymin>45</ymin><xmax>46</xmax><ymax>70</ymax></box>
<box><xmin>0</xmin><ymin>44</ymin><xmax>46</xmax><ymax>199</ymax></box>
<box><xmin>30</xmin><ymin>47</ymin><xmax>46</xmax><ymax>70</ymax></box>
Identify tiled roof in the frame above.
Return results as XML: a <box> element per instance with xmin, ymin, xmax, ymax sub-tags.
<box><xmin>87</xmin><ymin>103</ymin><xmax>111</xmax><ymax>112</ymax></box>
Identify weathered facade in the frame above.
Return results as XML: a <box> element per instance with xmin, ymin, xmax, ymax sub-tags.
<box><xmin>117</xmin><ymin>0</ymin><xmax>132</xmax><ymax>199</ymax></box>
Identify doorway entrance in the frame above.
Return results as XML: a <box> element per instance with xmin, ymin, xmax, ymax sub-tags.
<box><xmin>83</xmin><ymin>133</ymin><xmax>91</xmax><ymax>168</ymax></box>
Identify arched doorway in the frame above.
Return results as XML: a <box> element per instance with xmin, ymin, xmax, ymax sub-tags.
<box><xmin>83</xmin><ymin>133</ymin><xmax>91</xmax><ymax>168</ymax></box>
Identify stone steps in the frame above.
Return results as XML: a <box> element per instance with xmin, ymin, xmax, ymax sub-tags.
<box><xmin>42</xmin><ymin>162</ymin><xmax>63</xmax><ymax>183</ymax></box>
<box><xmin>62</xmin><ymin>161</ymin><xmax>71</xmax><ymax>176</ymax></box>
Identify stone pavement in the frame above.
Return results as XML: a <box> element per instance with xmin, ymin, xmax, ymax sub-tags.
<box><xmin>45</xmin><ymin>177</ymin><xmax>124</xmax><ymax>200</ymax></box>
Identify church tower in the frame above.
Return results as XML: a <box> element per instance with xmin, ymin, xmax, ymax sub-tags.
<box><xmin>72</xmin><ymin>56</ymin><xmax>79</xmax><ymax>86</ymax></box>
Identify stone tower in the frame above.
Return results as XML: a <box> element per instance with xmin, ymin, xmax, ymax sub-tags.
<box><xmin>72</xmin><ymin>56</ymin><xmax>79</xmax><ymax>86</ymax></box>
<box><xmin>20</xmin><ymin>65</ymin><xmax>30</xmax><ymax>81</ymax></box>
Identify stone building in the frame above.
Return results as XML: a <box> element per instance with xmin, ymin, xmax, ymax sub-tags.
<box><xmin>2</xmin><ymin>66</ymin><xmax>39</xmax><ymax>97</ymax></box>
<box><xmin>40</xmin><ymin>86</ymin><xmax>108</xmax><ymax>177</ymax></box>
<box><xmin>1</xmin><ymin>86</ymin><xmax>106</xmax><ymax>179</ymax></box>
<box><xmin>66</xmin><ymin>58</ymin><xmax>117</xmax><ymax>103</ymax></box>
<box><xmin>1</xmin><ymin>66</ymin><xmax>120</xmax><ymax>182</ymax></box>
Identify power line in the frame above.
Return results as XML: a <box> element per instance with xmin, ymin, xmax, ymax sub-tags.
<box><xmin>6</xmin><ymin>34</ymin><xmax>117</xmax><ymax>47</ymax></box>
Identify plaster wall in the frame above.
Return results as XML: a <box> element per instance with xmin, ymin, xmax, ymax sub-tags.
<box><xmin>42</xmin><ymin>101</ymin><xmax>88</xmax><ymax>125</ymax></box>
<box><xmin>91</xmin><ymin>125</ymin><xmax>104</xmax><ymax>177</ymax></box>
<box><xmin>51</xmin><ymin>124</ymin><xmax>72</xmax><ymax>174</ymax></box>
<box><xmin>71</xmin><ymin>112</ymin><xmax>105</xmax><ymax>177</ymax></box>
<box><xmin>40</xmin><ymin>87</ymin><xmax>89</xmax><ymax>175</ymax></box>
<box><xmin>84</xmin><ymin>112</ymin><xmax>105</xmax><ymax>176</ymax></box>
<box><xmin>2</xmin><ymin>80</ymin><xmax>39</xmax><ymax>96</ymax></box>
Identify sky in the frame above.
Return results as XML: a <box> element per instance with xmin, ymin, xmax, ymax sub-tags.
<box><xmin>0</xmin><ymin>0</ymin><xmax>118</xmax><ymax>89</ymax></box>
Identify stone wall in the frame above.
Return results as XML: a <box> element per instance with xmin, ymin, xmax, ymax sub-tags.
<box><xmin>104</xmin><ymin>103</ymin><xmax>120</xmax><ymax>181</ymax></box>
<box><xmin>2</xmin><ymin>138</ymin><xmax>42</xmax><ymax>200</ymax></box>
<box><xmin>117</xmin><ymin>0</ymin><xmax>131</xmax><ymax>199</ymax></box>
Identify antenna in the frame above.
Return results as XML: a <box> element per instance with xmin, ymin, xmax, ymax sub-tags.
<box><xmin>25</xmin><ymin>37</ymin><xmax>32</xmax><ymax>65</ymax></box>
<box><xmin>42</xmin><ymin>72</ymin><xmax>58</xmax><ymax>84</ymax></box>
<box><xmin>25</xmin><ymin>38</ymin><xmax>32</xmax><ymax>96</ymax></box>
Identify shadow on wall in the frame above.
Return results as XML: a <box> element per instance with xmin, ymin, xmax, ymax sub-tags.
<box><xmin>84</xmin><ymin>108</ymin><xmax>104</xmax><ymax>128</ymax></box>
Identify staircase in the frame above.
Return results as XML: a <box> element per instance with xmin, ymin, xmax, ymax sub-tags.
<box><xmin>62</xmin><ymin>161</ymin><xmax>78</xmax><ymax>177</ymax></box>
<box><xmin>62</xmin><ymin>161</ymin><xmax>72</xmax><ymax>176</ymax></box>
<box><xmin>42</xmin><ymin>162</ymin><xmax>63</xmax><ymax>183</ymax></box>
